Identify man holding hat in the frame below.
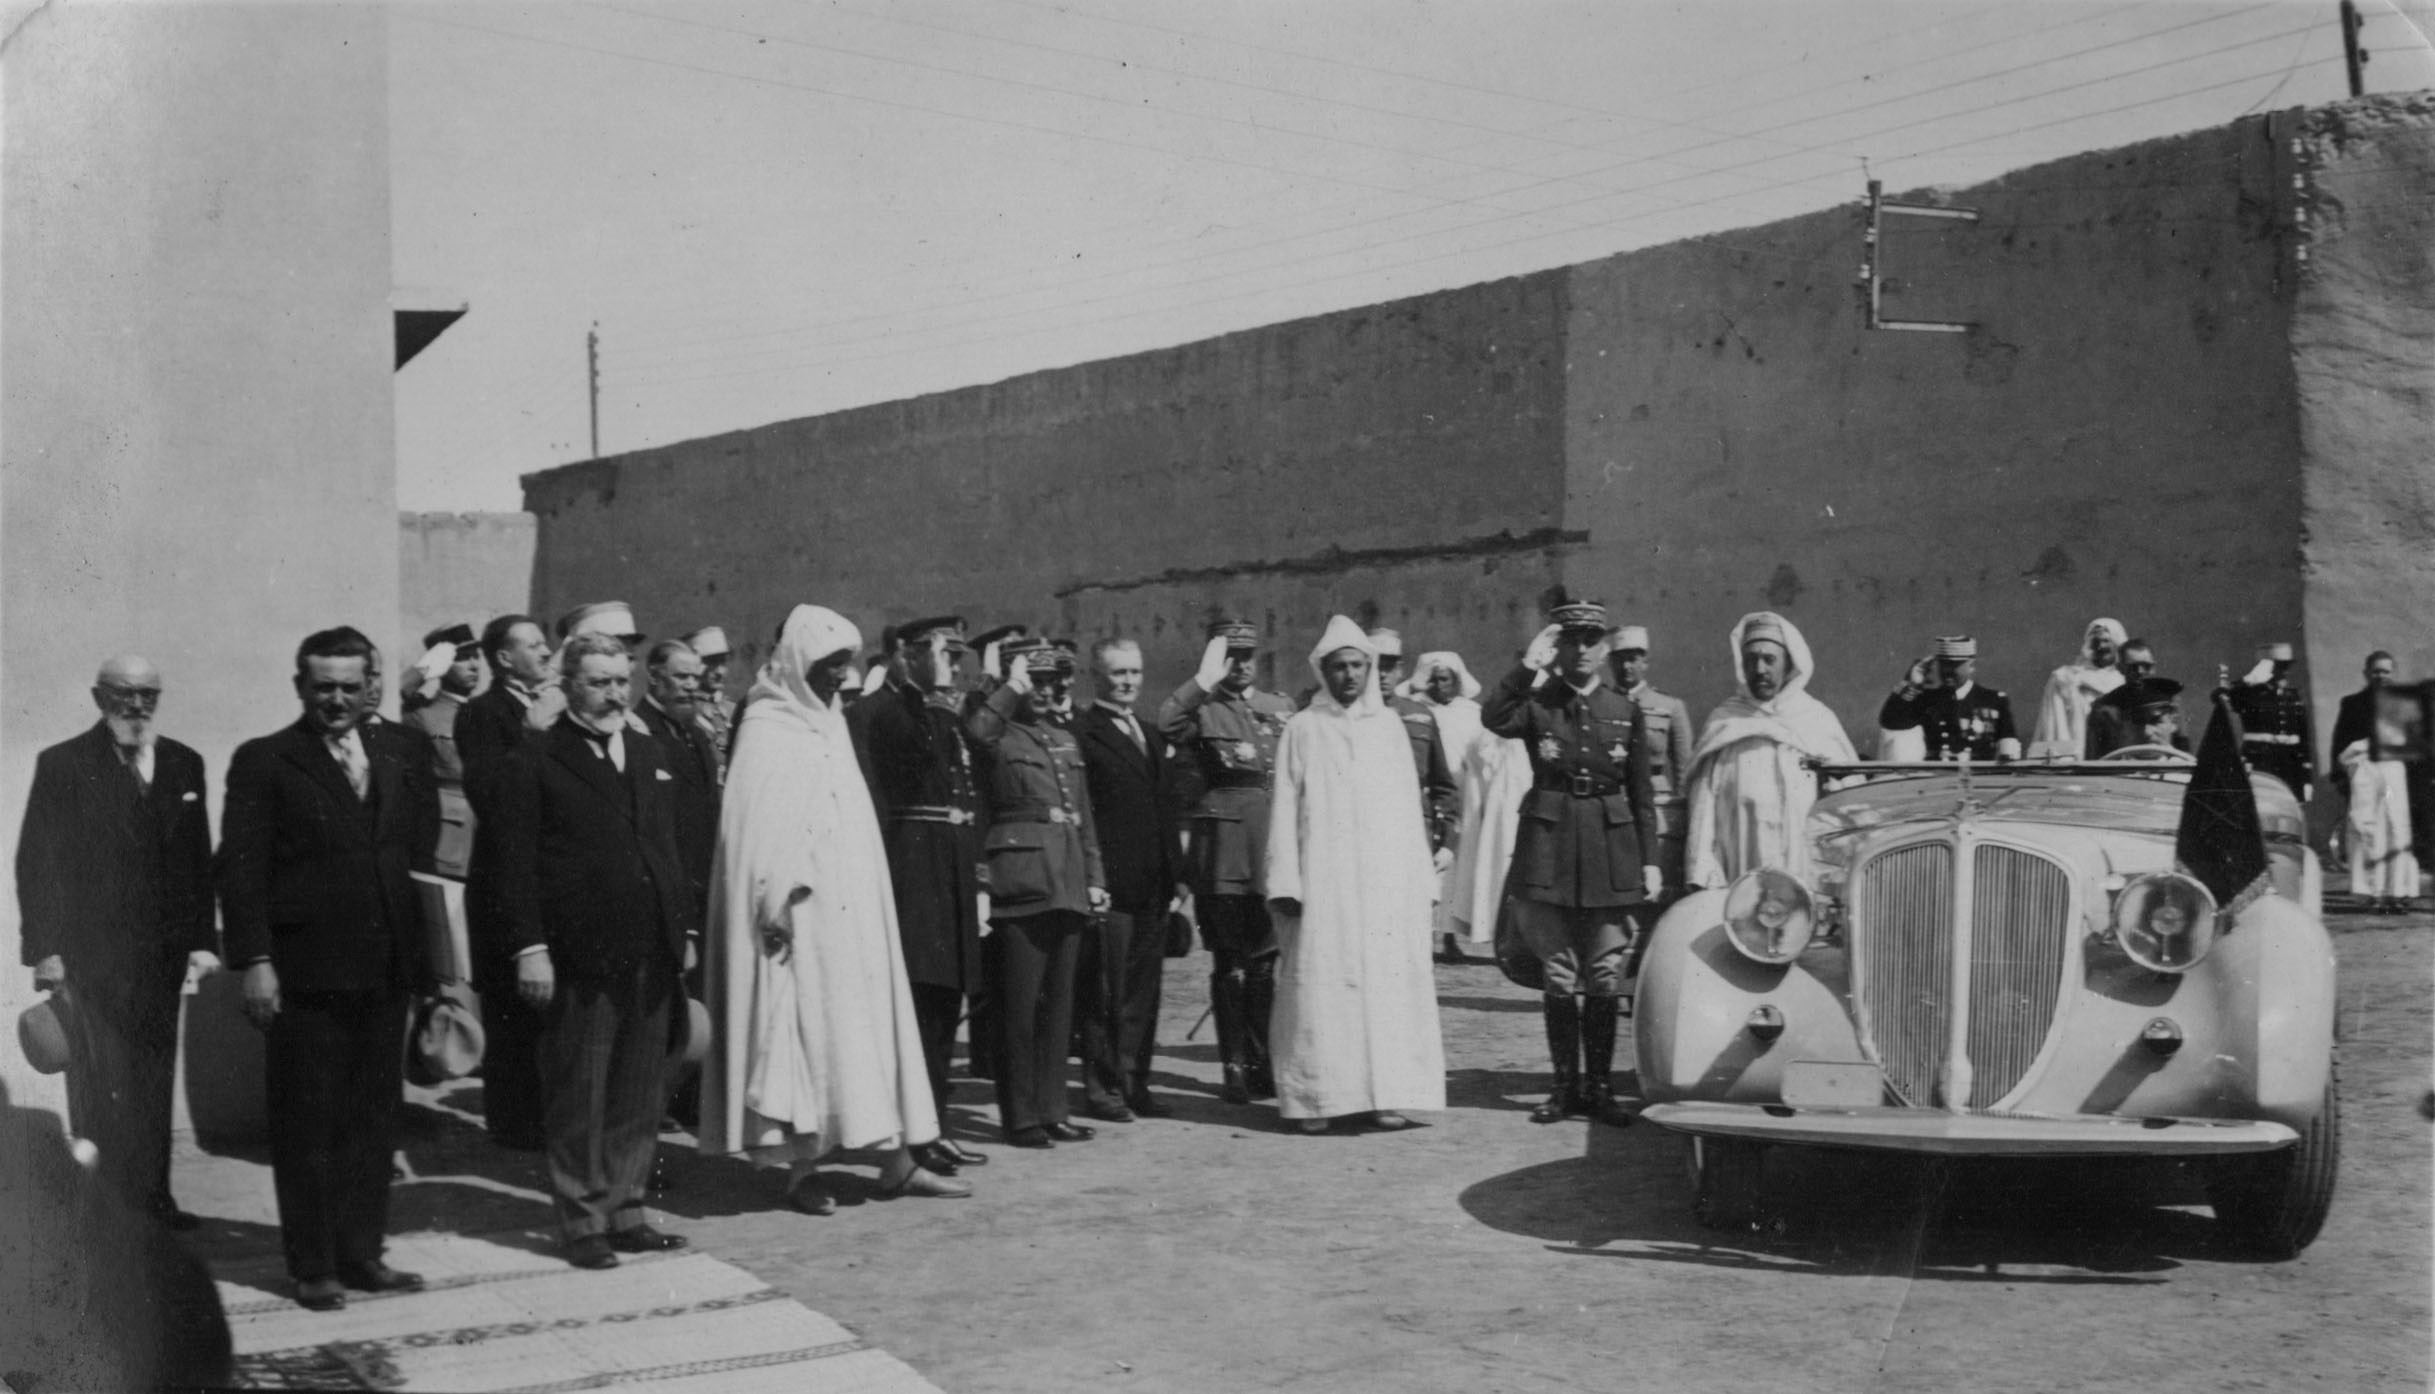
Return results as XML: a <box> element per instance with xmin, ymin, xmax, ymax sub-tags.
<box><xmin>16</xmin><ymin>654</ymin><xmax>220</xmax><ymax>1229</ymax></box>
<box><xmin>852</xmin><ymin>615</ymin><xmax>990</xmax><ymax>1173</ymax></box>
<box><xmin>1877</xmin><ymin>636</ymin><xmax>2021</xmax><ymax>762</ymax></box>
<box><xmin>2231</xmin><ymin>642</ymin><xmax>2316</xmax><ymax>799</ymax></box>
<box><xmin>1159</xmin><ymin>617</ymin><xmax>1296</xmax><ymax>1105</ymax></box>
<box><xmin>1481</xmin><ymin>599</ymin><xmax>1660</xmax><ymax>1128</ymax></box>
<box><xmin>679</xmin><ymin>626</ymin><xmax>736</xmax><ymax>759</ymax></box>
<box><xmin>406</xmin><ymin>624</ymin><xmax>483</xmax><ymax>878</ymax></box>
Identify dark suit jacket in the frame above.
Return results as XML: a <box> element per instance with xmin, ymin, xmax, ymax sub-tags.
<box><xmin>16</xmin><ymin>724</ymin><xmax>216</xmax><ymax>999</ymax></box>
<box><xmin>1075</xmin><ymin>704</ymin><xmax>1182</xmax><ymax>914</ymax></box>
<box><xmin>216</xmin><ymin>719</ymin><xmax>437</xmax><ymax>994</ymax></box>
<box><xmin>2331</xmin><ymin>687</ymin><xmax>2380</xmax><ymax>794</ymax></box>
<box><xmin>634</xmin><ymin>698</ymin><xmax>720</xmax><ymax>914</ymax></box>
<box><xmin>493</xmin><ymin>719</ymin><xmax>694</xmax><ymax>983</ymax></box>
<box><xmin>455</xmin><ymin>682</ymin><xmax>550</xmax><ymax>976</ymax></box>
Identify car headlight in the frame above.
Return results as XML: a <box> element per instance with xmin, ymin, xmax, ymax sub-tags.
<box><xmin>1722</xmin><ymin>868</ymin><xmax>1815</xmax><ymax>965</ymax></box>
<box><xmin>2111</xmin><ymin>871</ymin><xmax>2219</xmax><ymax>973</ymax></box>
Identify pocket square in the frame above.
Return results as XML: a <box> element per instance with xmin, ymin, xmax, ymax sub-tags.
<box><xmin>655</xmin><ymin>769</ymin><xmax>673</xmax><ymax>780</ymax></box>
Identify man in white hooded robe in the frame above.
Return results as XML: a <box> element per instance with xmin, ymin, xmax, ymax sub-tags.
<box><xmin>1683</xmin><ymin>612</ymin><xmax>1858</xmax><ymax>890</ymax></box>
<box><xmin>1264</xmin><ymin>617</ymin><xmax>1448</xmax><ymax>1133</ymax></box>
<box><xmin>698</xmin><ymin>605</ymin><xmax>970</xmax><ymax>1212</ymax></box>
<box><xmin>2028</xmin><ymin>617</ymin><xmax>2127</xmax><ymax>759</ymax></box>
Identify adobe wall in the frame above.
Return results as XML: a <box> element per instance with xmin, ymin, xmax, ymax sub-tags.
<box><xmin>526</xmin><ymin>273</ymin><xmax>1573</xmax><ymax>695</ymax></box>
<box><xmin>2289</xmin><ymin>94</ymin><xmax>2435</xmax><ymax>764</ymax></box>
<box><xmin>1</xmin><ymin>0</ymin><xmax>395</xmax><ymax>1208</ymax></box>
<box><xmin>1561</xmin><ymin>116</ymin><xmax>2309</xmax><ymax>738</ymax></box>
<box><xmin>401</xmin><ymin>510</ymin><xmax>539</xmax><ymax>656</ymax></box>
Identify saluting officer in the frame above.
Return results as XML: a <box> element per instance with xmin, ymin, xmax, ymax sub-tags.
<box><xmin>966</xmin><ymin>638</ymin><xmax>1109</xmax><ymax>1147</ymax></box>
<box><xmin>1159</xmin><ymin>618</ymin><xmax>1296</xmax><ymax>1106</ymax></box>
<box><xmin>1480</xmin><ymin>599</ymin><xmax>1659</xmax><ymax>1128</ymax></box>
<box><xmin>1877</xmin><ymin>635</ymin><xmax>2021</xmax><ymax>761</ymax></box>
<box><xmin>1369</xmin><ymin>629</ymin><xmax>1460</xmax><ymax>866</ymax></box>
<box><xmin>2231</xmin><ymin>641</ymin><xmax>2316</xmax><ymax>800</ymax></box>
<box><xmin>852</xmin><ymin>615</ymin><xmax>989</xmax><ymax>1175</ymax></box>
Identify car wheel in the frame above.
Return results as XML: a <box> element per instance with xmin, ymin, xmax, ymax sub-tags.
<box><xmin>2207</xmin><ymin>1068</ymin><xmax>2340</xmax><ymax>1259</ymax></box>
<box><xmin>1690</xmin><ymin>1136</ymin><xmax>1767</xmax><ymax>1231</ymax></box>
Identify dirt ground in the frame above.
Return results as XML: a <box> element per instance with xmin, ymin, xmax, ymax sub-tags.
<box><xmin>640</xmin><ymin>911</ymin><xmax>2430</xmax><ymax>1394</ymax></box>
<box><xmin>178</xmin><ymin>909</ymin><xmax>2430</xmax><ymax>1393</ymax></box>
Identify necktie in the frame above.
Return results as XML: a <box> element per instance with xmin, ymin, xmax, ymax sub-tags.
<box><xmin>121</xmin><ymin>747</ymin><xmax>150</xmax><ymax>795</ymax></box>
<box><xmin>1123</xmin><ymin>713</ymin><xmax>1146</xmax><ymax>753</ymax></box>
<box><xmin>328</xmin><ymin>735</ymin><xmax>369</xmax><ymax>800</ymax></box>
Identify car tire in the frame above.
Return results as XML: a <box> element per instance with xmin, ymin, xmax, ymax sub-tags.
<box><xmin>1690</xmin><ymin>1137</ymin><xmax>1767</xmax><ymax>1231</ymax></box>
<box><xmin>2207</xmin><ymin>1067</ymin><xmax>2340</xmax><ymax>1259</ymax></box>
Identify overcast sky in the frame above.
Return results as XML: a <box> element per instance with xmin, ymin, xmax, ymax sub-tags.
<box><xmin>390</xmin><ymin>0</ymin><xmax>2435</xmax><ymax>511</ymax></box>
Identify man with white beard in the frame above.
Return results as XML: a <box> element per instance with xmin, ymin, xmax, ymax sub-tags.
<box><xmin>1683</xmin><ymin>612</ymin><xmax>1858</xmax><ymax>892</ymax></box>
<box><xmin>1264</xmin><ymin>617</ymin><xmax>1447</xmax><ymax>1136</ymax></box>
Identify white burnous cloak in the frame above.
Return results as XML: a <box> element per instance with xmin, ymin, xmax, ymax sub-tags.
<box><xmin>1683</xmin><ymin>611</ymin><xmax>1858</xmax><ymax>890</ymax></box>
<box><xmin>2340</xmin><ymin>738</ymin><xmax>2421</xmax><ymax>900</ymax></box>
<box><xmin>2028</xmin><ymin>617</ymin><xmax>2127</xmax><ymax>758</ymax></box>
<box><xmin>1264</xmin><ymin>616</ymin><xmax>1448</xmax><ymax>1120</ymax></box>
<box><xmin>698</xmin><ymin>604</ymin><xmax>938</xmax><ymax>1163</ymax></box>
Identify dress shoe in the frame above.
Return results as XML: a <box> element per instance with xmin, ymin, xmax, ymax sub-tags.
<box><xmin>337</xmin><ymin>1261</ymin><xmax>426</xmax><ymax>1294</ymax></box>
<box><xmin>565</xmin><ymin>1235</ymin><xmax>621</xmax><ymax>1270</ymax></box>
<box><xmin>295</xmin><ymin>1277</ymin><xmax>347</xmax><ymax>1311</ymax></box>
<box><xmin>1084</xmin><ymin>1101</ymin><xmax>1136</xmax><ymax>1124</ymax></box>
<box><xmin>1128</xmin><ymin>1092</ymin><xmax>1174</xmax><ymax>1118</ymax></box>
<box><xmin>1295</xmin><ymin>1117</ymin><xmax>1331</xmax><ymax>1135</ymax></box>
<box><xmin>1368</xmin><ymin>1111</ymin><xmax>1415</xmax><ymax>1131</ymax></box>
<box><xmin>1042</xmin><ymin>1121</ymin><xmax>1096</xmax><ymax>1143</ymax></box>
<box><xmin>606</xmin><ymin>1226</ymin><xmax>687</xmax><ymax>1254</ymax></box>
<box><xmin>878</xmin><ymin>1165</ymin><xmax>974</xmax><ymax>1200</ymax></box>
<box><xmin>1246</xmin><ymin>1067</ymin><xmax>1277</xmax><ymax>1102</ymax></box>
<box><xmin>1219</xmin><ymin>1065</ymin><xmax>1252</xmax><ymax>1106</ymax></box>
<box><xmin>787</xmin><ymin>1173</ymin><xmax>838</xmax><ymax>1215</ymax></box>
<box><xmin>912</xmin><ymin>1142</ymin><xmax>961</xmax><ymax>1176</ymax></box>
<box><xmin>936</xmin><ymin>1139</ymin><xmax>989</xmax><ymax>1166</ymax></box>
<box><xmin>1005</xmin><ymin>1127</ymin><xmax>1055</xmax><ymax>1149</ymax></box>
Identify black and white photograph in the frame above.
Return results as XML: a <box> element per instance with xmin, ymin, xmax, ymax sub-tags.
<box><xmin>2</xmin><ymin>1</ymin><xmax>2431</xmax><ymax>1390</ymax></box>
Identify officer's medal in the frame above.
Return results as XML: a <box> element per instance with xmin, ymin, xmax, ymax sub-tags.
<box><xmin>1537</xmin><ymin>736</ymin><xmax>1562</xmax><ymax>764</ymax></box>
<box><xmin>1234</xmin><ymin>740</ymin><xmax>1256</xmax><ymax>762</ymax></box>
<box><xmin>1608</xmin><ymin>741</ymin><xmax>1630</xmax><ymax>764</ymax></box>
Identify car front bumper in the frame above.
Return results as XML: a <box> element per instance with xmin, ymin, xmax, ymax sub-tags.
<box><xmin>1640</xmin><ymin>1101</ymin><xmax>2298</xmax><ymax>1157</ymax></box>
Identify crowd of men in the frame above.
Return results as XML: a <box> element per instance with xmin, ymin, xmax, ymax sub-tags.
<box><xmin>17</xmin><ymin>595</ymin><xmax>2412</xmax><ymax>1311</ymax></box>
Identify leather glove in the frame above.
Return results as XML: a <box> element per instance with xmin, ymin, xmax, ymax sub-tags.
<box><xmin>517</xmin><ymin>948</ymin><xmax>555</xmax><ymax>1009</ymax></box>
<box><xmin>1522</xmin><ymin>624</ymin><xmax>1563</xmax><ymax>672</ymax></box>
<box><xmin>1195</xmin><ymin>636</ymin><xmax>1233</xmax><ymax>690</ymax></box>
<box><xmin>1903</xmin><ymin>657</ymin><xmax>1934</xmax><ymax>691</ymax></box>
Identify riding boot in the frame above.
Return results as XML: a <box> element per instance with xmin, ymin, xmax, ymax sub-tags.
<box><xmin>1530</xmin><ymin>995</ymin><xmax>1582</xmax><ymax>1123</ymax></box>
<box><xmin>1578</xmin><ymin>995</ymin><xmax>1634</xmax><ymax>1127</ymax></box>
<box><xmin>1211</xmin><ymin>966</ymin><xmax>1251</xmax><ymax>1105</ymax></box>
<box><xmin>1242</xmin><ymin>961</ymin><xmax>1278</xmax><ymax>1100</ymax></box>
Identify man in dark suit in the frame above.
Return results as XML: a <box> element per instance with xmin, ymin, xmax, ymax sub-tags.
<box><xmin>495</xmin><ymin>633</ymin><xmax>696</xmax><ymax>1270</ymax></box>
<box><xmin>15</xmin><ymin>654</ymin><xmax>220</xmax><ymax>1229</ymax></box>
<box><xmin>218</xmin><ymin>627</ymin><xmax>439</xmax><ymax>1310</ymax></box>
<box><xmin>1073</xmin><ymin>638</ymin><xmax>1186</xmax><ymax>1122</ymax></box>
<box><xmin>634</xmin><ymin>638</ymin><xmax>721</xmax><ymax>1136</ymax></box>
<box><xmin>455</xmin><ymin>613</ymin><xmax>563</xmax><ymax>1150</ymax></box>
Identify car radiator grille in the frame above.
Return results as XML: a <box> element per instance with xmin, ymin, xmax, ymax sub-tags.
<box><xmin>1855</xmin><ymin>841</ymin><xmax>2074</xmax><ymax>1109</ymax></box>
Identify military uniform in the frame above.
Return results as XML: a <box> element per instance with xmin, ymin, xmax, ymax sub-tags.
<box><xmin>851</xmin><ymin>622</ymin><xmax>986</xmax><ymax>1125</ymax></box>
<box><xmin>2232</xmin><ymin>670</ymin><xmax>2315</xmax><ymax>799</ymax></box>
<box><xmin>967</xmin><ymin>663</ymin><xmax>1106</xmax><ymax>1142</ymax></box>
<box><xmin>1877</xmin><ymin>682</ymin><xmax>2019</xmax><ymax>761</ymax></box>
<box><xmin>1480</xmin><ymin>601</ymin><xmax>1657</xmax><ymax>1127</ymax></box>
<box><xmin>1158</xmin><ymin>621</ymin><xmax>1296</xmax><ymax>1103</ymax></box>
<box><xmin>1387</xmin><ymin>694</ymin><xmax>1460</xmax><ymax>851</ymax></box>
<box><xmin>1625</xmin><ymin>680</ymin><xmax>1693</xmax><ymax>892</ymax></box>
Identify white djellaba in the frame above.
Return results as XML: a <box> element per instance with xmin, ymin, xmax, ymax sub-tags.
<box><xmin>698</xmin><ymin>604</ymin><xmax>960</xmax><ymax>1207</ymax></box>
<box><xmin>1682</xmin><ymin>611</ymin><xmax>1859</xmax><ymax>891</ymax></box>
<box><xmin>1264</xmin><ymin>615</ymin><xmax>1448</xmax><ymax>1125</ymax></box>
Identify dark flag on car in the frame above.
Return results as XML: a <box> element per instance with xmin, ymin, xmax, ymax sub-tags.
<box><xmin>2175</xmin><ymin>688</ymin><xmax>2271</xmax><ymax>912</ymax></box>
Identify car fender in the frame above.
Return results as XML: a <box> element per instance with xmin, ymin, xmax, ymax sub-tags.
<box><xmin>2202</xmin><ymin>894</ymin><xmax>2337</xmax><ymax>1130</ymax></box>
<box><xmin>1635</xmin><ymin>888</ymin><xmax>1864</xmax><ymax>1104</ymax></box>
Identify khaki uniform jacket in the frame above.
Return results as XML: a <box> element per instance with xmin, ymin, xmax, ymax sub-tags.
<box><xmin>1157</xmin><ymin>678</ymin><xmax>1295</xmax><ymax>898</ymax></box>
<box><xmin>967</xmin><ymin>684</ymin><xmax>1105</xmax><ymax>919</ymax></box>
<box><xmin>1480</xmin><ymin>667</ymin><xmax>1657</xmax><ymax>911</ymax></box>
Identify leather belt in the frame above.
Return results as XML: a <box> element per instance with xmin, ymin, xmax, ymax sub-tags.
<box><xmin>995</xmin><ymin>804</ymin><xmax>1076</xmax><ymax>825</ymax></box>
<box><xmin>1540</xmin><ymin>774</ymin><xmax>1622</xmax><ymax>798</ymax></box>
<box><xmin>2242</xmin><ymin>732</ymin><xmax>2302</xmax><ymax>746</ymax></box>
<box><xmin>1205</xmin><ymin>775</ymin><xmax>1268</xmax><ymax>790</ymax></box>
<box><xmin>892</xmin><ymin>805</ymin><xmax>975</xmax><ymax>826</ymax></box>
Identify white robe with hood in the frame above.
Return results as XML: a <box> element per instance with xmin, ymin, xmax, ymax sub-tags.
<box><xmin>1443</xmin><ymin>730</ymin><xmax>1529</xmax><ymax>943</ymax></box>
<box><xmin>2341</xmin><ymin>738</ymin><xmax>2421</xmax><ymax>899</ymax></box>
<box><xmin>1683</xmin><ymin>612</ymin><xmax>1859</xmax><ymax>890</ymax></box>
<box><xmin>698</xmin><ymin>604</ymin><xmax>938</xmax><ymax>1163</ymax></box>
<box><xmin>2028</xmin><ymin>618</ymin><xmax>2128</xmax><ymax>758</ymax></box>
<box><xmin>1265</xmin><ymin>617</ymin><xmax>1448</xmax><ymax>1119</ymax></box>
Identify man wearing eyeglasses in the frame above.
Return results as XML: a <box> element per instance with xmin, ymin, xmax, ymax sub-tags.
<box><xmin>16</xmin><ymin>656</ymin><xmax>221</xmax><ymax>1230</ymax></box>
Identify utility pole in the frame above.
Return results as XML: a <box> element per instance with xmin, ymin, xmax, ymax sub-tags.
<box><xmin>2340</xmin><ymin>0</ymin><xmax>2367</xmax><ymax>99</ymax></box>
<box><xmin>581</xmin><ymin>321</ymin><xmax>596</xmax><ymax>458</ymax></box>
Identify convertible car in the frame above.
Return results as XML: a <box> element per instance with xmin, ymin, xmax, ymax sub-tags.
<box><xmin>1634</xmin><ymin>753</ymin><xmax>2339</xmax><ymax>1257</ymax></box>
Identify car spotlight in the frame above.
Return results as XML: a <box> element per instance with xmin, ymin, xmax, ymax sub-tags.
<box><xmin>1722</xmin><ymin>869</ymin><xmax>1815</xmax><ymax>965</ymax></box>
<box><xmin>2112</xmin><ymin>872</ymin><xmax>2219</xmax><ymax>973</ymax></box>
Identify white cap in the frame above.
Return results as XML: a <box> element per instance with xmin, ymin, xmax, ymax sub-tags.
<box><xmin>1612</xmin><ymin>625</ymin><xmax>1651</xmax><ymax>653</ymax></box>
<box><xmin>682</xmin><ymin>625</ymin><xmax>730</xmax><ymax>660</ymax></box>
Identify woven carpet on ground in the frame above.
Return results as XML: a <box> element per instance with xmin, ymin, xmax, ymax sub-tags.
<box><xmin>217</xmin><ymin>1231</ymin><xmax>943</xmax><ymax>1393</ymax></box>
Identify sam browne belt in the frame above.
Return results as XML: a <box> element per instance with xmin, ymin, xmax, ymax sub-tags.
<box><xmin>892</xmin><ymin>804</ymin><xmax>975</xmax><ymax>826</ymax></box>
